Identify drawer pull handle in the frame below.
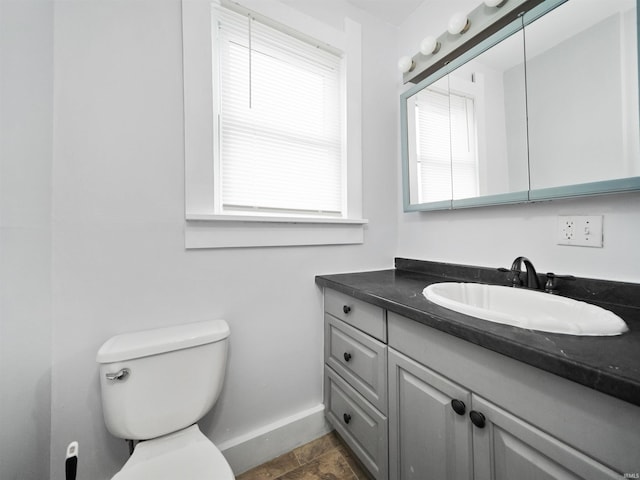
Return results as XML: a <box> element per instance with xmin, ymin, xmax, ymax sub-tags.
<box><xmin>470</xmin><ymin>410</ymin><xmax>486</xmax><ymax>429</ymax></box>
<box><xmin>451</xmin><ymin>399</ymin><xmax>466</xmax><ymax>416</ymax></box>
<box><xmin>343</xmin><ymin>305</ymin><xmax>351</xmax><ymax>314</ymax></box>
<box><xmin>343</xmin><ymin>413</ymin><xmax>352</xmax><ymax>424</ymax></box>
<box><xmin>343</xmin><ymin>352</ymin><xmax>352</xmax><ymax>362</ymax></box>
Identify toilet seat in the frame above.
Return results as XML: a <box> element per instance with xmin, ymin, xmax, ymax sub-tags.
<box><xmin>112</xmin><ymin>425</ymin><xmax>235</xmax><ymax>480</ymax></box>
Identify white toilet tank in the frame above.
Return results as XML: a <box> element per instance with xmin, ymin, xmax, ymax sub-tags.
<box><xmin>96</xmin><ymin>320</ymin><xmax>230</xmax><ymax>440</ymax></box>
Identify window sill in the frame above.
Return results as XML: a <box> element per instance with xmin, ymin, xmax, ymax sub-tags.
<box><xmin>185</xmin><ymin>214</ymin><xmax>368</xmax><ymax>249</ymax></box>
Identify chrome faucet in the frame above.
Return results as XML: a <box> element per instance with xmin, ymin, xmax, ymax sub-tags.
<box><xmin>508</xmin><ymin>256</ymin><xmax>541</xmax><ymax>290</ymax></box>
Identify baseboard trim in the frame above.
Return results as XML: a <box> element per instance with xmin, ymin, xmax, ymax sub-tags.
<box><xmin>218</xmin><ymin>404</ymin><xmax>331</xmax><ymax>475</ymax></box>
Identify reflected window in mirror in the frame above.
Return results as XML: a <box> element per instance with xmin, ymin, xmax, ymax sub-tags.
<box><xmin>412</xmin><ymin>80</ymin><xmax>480</xmax><ymax>202</ymax></box>
<box><xmin>451</xmin><ymin>29</ymin><xmax>528</xmax><ymax>201</ymax></box>
<box><xmin>449</xmin><ymin>79</ymin><xmax>479</xmax><ymax>199</ymax></box>
<box><xmin>403</xmin><ymin>27</ymin><xmax>529</xmax><ymax>209</ymax></box>
<box><xmin>406</xmin><ymin>76</ymin><xmax>453</xmax><ymax>204</ymax></box>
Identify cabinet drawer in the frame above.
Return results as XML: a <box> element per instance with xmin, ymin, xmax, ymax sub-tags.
<box><xmin>324</xmin><ymin>289</ymin><xmax>386</xmax><ymax>341</ymax></box>
<box><xmin>325</xmin><ymin>314</ymin><xmax>387</xmax><ymax>413</ymax></box>
<box><xmin>324</xmin><ymin>366</ymin><xmax>388</xmax><ymax>480</ymax></box>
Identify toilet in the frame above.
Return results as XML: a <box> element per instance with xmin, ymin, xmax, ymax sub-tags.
<box><xmin>96</xmin><ymin>320</ymin><xmax>235</xmax><ymax>480</ymax></box>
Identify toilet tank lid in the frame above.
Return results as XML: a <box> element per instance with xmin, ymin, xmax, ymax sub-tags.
<box><xmin>96</xmin><ymin>319</ymin><xmax>229</xmax><ymax>363</ymax></box>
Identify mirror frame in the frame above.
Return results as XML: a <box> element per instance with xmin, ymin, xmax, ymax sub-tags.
<box><xmin>400</xmin><ymin>0</ymin><xmax>640</xmax><ymax>212</ymax></box>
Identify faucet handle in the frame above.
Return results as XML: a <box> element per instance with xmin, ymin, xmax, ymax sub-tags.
<box><xmin>544</xmin><ymin>272</ymin><xmax>576</xmax><ymax>294</ymax></box>
<box><xmin>497</xmin><ymin>267</ymin><xmax>522</xmax><ymax>287</ymax></box>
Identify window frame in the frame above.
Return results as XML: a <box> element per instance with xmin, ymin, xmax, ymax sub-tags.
<box><xmin>182</xmin><ymin>0</ymin><xmax>366</xmax><ymax>249</ymax></box>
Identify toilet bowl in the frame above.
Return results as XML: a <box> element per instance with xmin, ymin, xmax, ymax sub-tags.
<box><xmin>96</xmin><ymin>320</ymin><xmax>235</xmax><ymax>479</ymax></box>
<box><xmin>111</xmin><ymin>425</ymin><xmax>233</xmax><ymax>480</ymax></box>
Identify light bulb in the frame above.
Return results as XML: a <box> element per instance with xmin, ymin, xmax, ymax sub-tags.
<box><xmin>420</xmin><ymin>36</ymin><xmax>441</xmax><ymax>55</ymax></box>
<box><xmin>484</xmin><ymin>0</ymin><xmax>507</xmax><ymax>6</ymax></box>
<box><xmin>398</xmin><ymin>56</ymin><xmax>415</xmax><ymax>74</ymax></box>
<box><xmin>448</xmin><ymin>12</ymin><xmax>470</xmax><ymax>35</ymax></box>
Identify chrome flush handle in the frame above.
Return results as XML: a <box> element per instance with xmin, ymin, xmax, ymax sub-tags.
<box><xmin>105</xmin><ymin>368</ymin><xmax>130</xmax><ymax>382</ymax></box>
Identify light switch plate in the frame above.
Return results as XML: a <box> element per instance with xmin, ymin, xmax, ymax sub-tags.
<box><xmin>557</xmin><ymin>215</ymin><xmax>603</xmax><ymax>247</ymax></box>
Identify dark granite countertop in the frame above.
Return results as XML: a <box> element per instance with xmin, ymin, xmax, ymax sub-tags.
<box><xmin>316</xmin><ymin>258</ymin><xmax>640</xmax><ymax>407</ymax></box>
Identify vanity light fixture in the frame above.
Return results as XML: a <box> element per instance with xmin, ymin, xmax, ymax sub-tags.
<box><xmin>401</xmin><ymin>0</ymin><xmax>541</xmax><ymax>85</ymax></box>
<box><xmin>448</xmin><ymin>12</ymin><xmax>471</xmax><ymax>35</ymax></box>
<box><xmin>398</xmin><ymin>55</ymin><xmax>415</xmax><ymax>73</ymax></box>
<box><xmin>420</xmin><ymin>36</ymin><xmax>441</xmax><ymax>55</ymax></box>
<box><xmin>484</xmin><ymin>0</ymin><xmax>508</xmax><ymax>7</ymax></box>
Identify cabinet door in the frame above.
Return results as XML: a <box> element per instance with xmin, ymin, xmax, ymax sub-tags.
<box><xmin>471</xmin><ymin>395</ymin><xmax>621</xmax><ymax>480</ymax></box>
<box><xmin>388</xmin><ymin>349</ymin><xmax>473</xmax><ymax>480</ymax></box>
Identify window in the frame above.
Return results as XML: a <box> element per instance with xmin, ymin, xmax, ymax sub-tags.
<box><xmin>449</xmin><ymin>90</ymin><xmax>478</xmax><ymax>199</ymax></box>
<box><xmin>182</xmin><ymin>0</ymin><xmax>365</xmax><ymax>248</ymax></box>
<box><xmin>414</xmin><ymin>87</ymin><xmax>478</xmax><ymax>203</ymax></box>
<box><xmin>214</xmin><ymin>6</ymin><xmax>343</xmax><ymax>217</ymax></box>
<box><xmin>414</xmin><ymin>88</ymin><xmax>452</xmax><ymax>203</ymax></box>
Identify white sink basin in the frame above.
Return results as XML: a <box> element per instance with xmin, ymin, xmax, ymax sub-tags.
<box><xmin>423</xmin><ymin>282</ymin><xmax>628</xmax><ymax>336</ymax></box>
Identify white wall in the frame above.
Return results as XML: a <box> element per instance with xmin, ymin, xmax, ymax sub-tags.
<box><xmin>0</xmin><ymin>1</ymin><xmax>53</xmax><ymax>479</ymax></box>
<box><xmin>396</xmin><ymin>0</ymin><xmax>640</xmax><ymax>283</ymax></box>
<box><xmin>49</xmin><ymin>1</ymin><xmax>397</xmax><ymax>479</ymax></box>
<box><xmin>527</xmin><ymin>14</ymin><xmax>625</xmax><ymax>188</ymax></box>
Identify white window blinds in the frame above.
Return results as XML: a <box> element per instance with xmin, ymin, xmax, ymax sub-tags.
<box><xmin>415</xmin><ymin>88</ymin><xmax>478</xmax><ymax>202</ymax></box>
<box><xmin>449</xmin><ymin>92</ymin><xmax>478</xmax><ymax>200</ymax></box>
<box><xmin>415</xmin><ymin>89</ymin><xmax>452</xmax><ymax>202</ymax></box>
<box><xmin>214</xmin><ymin>6</ymin><xmax>343</xmax><ymax>216</ymax></box>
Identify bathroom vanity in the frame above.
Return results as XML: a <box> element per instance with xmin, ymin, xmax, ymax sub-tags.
<box><xmin>317</xmin><ymin>259</ymin><xmax>640</xmax><ymax>480</ymax></box>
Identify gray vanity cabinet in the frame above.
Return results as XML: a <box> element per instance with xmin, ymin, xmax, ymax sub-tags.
<box><xmin>322</xmin><ymin>289</ymin><xmax>640</xmax><ymax>480</ymax></box>
<box><xmin>389</xmin><ymin>349</ymin><xmax>621</xmax><ymax>480</ymax></box>
<box><xmin>323</xmin><ymin>289</ymin><xmax>389</xmax><ymax>480</ymax></box>
<box><xmin>387</xmin><ymin>312</ymin><xmax>634</xmax><ymax>480</ymax></box>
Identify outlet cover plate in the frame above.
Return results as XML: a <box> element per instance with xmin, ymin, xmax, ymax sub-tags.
<box><xmin>557</xmin><ymin>215</ymin><xmax>603</xmax><ymax>247</ymax></box>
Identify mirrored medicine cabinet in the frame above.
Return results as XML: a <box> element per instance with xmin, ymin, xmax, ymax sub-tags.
<box><xmin>401</xmin><ymin>0</ymin><xmax>640</xmax><ymax>211</ymax></box>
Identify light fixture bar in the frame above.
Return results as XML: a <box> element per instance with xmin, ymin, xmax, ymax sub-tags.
<box><xmin>402</xmin><ymin>0</ymin><xmax>545</xmax><ymax>84</ymax></box>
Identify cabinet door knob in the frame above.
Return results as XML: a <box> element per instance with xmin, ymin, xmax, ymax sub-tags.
<box><xmin>343</xmin><ymin>413</ymin><xmax>352</xmax><ymax>424</ymax></box>
<box><xmin>343</xmin><ymin>352</ymin><xmax>352</xmax><ymax>362</ymax></box>
<box><xmin>469</xmin><ymin>410</ymin><xmax>486</xmax><ymax>428</ymax></box>
<box><xmin>343</xmin><ymin>305</ymin><xmax>351</xmax><ymax>314</ymax></box>
<box><xmin>450</xmin><ymin>399</ymin><xmax>466</xmax><ymax>416</ymax></box>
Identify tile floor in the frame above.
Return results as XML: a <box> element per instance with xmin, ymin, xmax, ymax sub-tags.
<box><xmin>236</xmin><ymin>431</ymin><xmax>372</xmax><ymax>480</ymax></box>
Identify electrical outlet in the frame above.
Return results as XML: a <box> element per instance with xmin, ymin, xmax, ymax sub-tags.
<box><xmin>557</xmin><ymin>215</ymin><xmax>603</xmax><ymax>247</ymax></box>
